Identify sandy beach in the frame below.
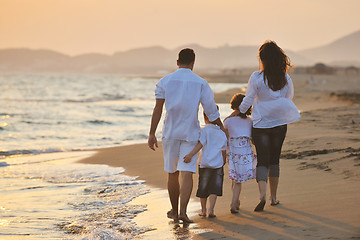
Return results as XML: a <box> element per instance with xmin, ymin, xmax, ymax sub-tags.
<box><xmin>78</xmin><ymin>73</ymin><xmax>360</xmax><ymax>239</ymax></box>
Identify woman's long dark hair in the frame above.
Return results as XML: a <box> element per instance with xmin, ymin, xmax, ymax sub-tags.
<box><xmin>259</xmin><ymin>41</ymin><xmax>291</xmax><ymax>91</ymax></box>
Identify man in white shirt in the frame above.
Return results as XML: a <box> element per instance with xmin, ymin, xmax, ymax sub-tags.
<box><xmin>148</xmin><ymin>48</ymin><xmax>224</xmax><ymax>223</ymax></box>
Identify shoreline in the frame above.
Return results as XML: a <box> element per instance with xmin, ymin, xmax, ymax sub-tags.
<box><xmin>78</xmin><ymin>73</ymin><xmax>360</xmax><ymax>239</ymax></box>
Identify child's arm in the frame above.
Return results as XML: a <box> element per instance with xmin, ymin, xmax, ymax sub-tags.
<box><xmin>222</xmin><ymin>150</ymin><xmax>227</xmax><ymax>166</ymax></box>
<box><xmin>183</xmin><ymin>141</ymin><xmax>203</xmax><ymax>163</ymax></box>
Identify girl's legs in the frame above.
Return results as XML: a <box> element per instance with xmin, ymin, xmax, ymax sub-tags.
<box><xmin>199</xmin><ymin>198</ymin><xmax>207</xmax><ymax>216</ymax></box>
<box><xmin>208</xmin><ymin>194</ymin><xmax>217</xmax><ymax>217</ymax></box>
<box><xmin>230</xmin><ymin>182</ymin><xmax>241</xmax><ymax>213</ymax></box>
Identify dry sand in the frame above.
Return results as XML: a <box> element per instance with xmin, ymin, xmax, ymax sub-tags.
<box><xmin>78</xmin><ymin>73</ymin><xmax>360</xmax><ymax>239</ymax></box>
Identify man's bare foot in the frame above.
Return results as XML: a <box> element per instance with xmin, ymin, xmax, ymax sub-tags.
<box><xmin>178</xmin><ymin>214</ymin><xmax>194</xmax><ymax>223</ymax></box>
<box><xmin>167</xmin><ymin>209</ymin><xmax>178</xmax><ymax>220</ymax></box>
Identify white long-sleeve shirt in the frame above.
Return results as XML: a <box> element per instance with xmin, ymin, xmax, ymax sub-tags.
<box><xmin>198</xmin><ymin>124</ymin><xmax>228</xmax><ymax>169</ymax></box>
<box><xmin>239</xmin><ymin>71</ymin><xmax>300</xmax><ymax>128</ymax></box>
<box><xmin>155</xmin><ymin>68</ymin><xmax>220</xmax><ymax>142</ymax></box>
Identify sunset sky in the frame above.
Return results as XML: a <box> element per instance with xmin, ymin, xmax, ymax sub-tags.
<box><xmin>1</xmin><ymin>0</ymin><xmax>359</xmax><ymax>55</ymax></box>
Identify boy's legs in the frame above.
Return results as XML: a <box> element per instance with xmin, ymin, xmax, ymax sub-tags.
<box><xmin>200</xmin><ymin>198</ymin><xmax>207</xmax><ymax>216</ymax></box>
<box><xmin>208</xmin><ymin>194</ymin><xmax>217</xmax><ymax>216</ymax></box>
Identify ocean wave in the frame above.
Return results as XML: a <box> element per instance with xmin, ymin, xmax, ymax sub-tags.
<box><xmin>0</xmin><ymin>147</ymin><xmax>68</xmax><ymax>158</ymax></box>
<box><xmin>87</xmin><ymin>120</ymin><xmax>113</xmax><ymax>125</ymax></box>
<box><xmin>0</xmin><ymin>162</ymin><xmax>9</xmax><ymax>167</ymax></box>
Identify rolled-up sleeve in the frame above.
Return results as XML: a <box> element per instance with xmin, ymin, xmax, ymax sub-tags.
<box><xmin>199</xmin><ymin>128</ymin><xmax>207</xmax><ymax>146</ymax></box>
<box><xmin>240</xmin><ymin>73</ymin><xmax>257</xmax><ymax>113</ymax></box>
<box><xmin>155</xmin><ymin>79</ymin><xmax>165</xmax><ymax>99</ymax></box>
<box><xmin>200</xmin><ymin>83</ymin><xmax>220</xmax><ymax>122</ymax></box>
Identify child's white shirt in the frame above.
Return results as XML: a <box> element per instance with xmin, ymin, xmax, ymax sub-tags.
<box><xmin>224</xmin><ymin>117</ymin><xmax>253</xmax><ymax>139</ymax></box>
<box><xmin>198</xmin><ymin>124</ymin><xmax>227</xmax><ymax>169</ymax></box>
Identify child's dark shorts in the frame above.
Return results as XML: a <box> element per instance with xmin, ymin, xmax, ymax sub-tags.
<box><xmin>196</xmin><ymin>166</ymin><xmax>224</xmax><ymax>198</ymax></box>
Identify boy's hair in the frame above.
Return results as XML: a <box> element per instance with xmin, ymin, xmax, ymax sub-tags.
<box><xmin>230</xmin><ymin>93</ymin><xmax>251</xmax><ymax>119</ymax></box>
<box><xmin>203</xmin><ymin>105</ymin><xmax>219</xmax><ymax>122</ymax></box>
<box><xmin>178</xmin><ymin>48</ymin><xmax>195</xmax><ymax>65</ymax></box>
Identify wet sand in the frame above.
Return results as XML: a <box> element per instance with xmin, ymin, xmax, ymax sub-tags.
<box><xmin>78</xmin><ymin>73</ymin><xmax>360</xmax><ymax>239</ymax></box>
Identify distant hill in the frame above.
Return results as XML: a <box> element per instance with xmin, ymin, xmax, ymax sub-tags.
<box><xmin>0</xmin><ymin>30</ymin><xmax>359</xmax><ymax>74</ymax></box>
<box><xmin>299</xmin><ymin>30</ymin><xmax>360</xmax><ymax>66</ymax></box>
<box><xmin>0</xmin><ymin>45</ymin><xmax>312</xmax><ymax>74</ymax></box>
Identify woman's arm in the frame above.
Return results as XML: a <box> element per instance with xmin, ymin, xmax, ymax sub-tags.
<box><xmin>239</xmin><ymin>73</ymin><xmax>257</xmax><ymax>113</ymax></box>
<box><xmin>285</xmin><ymin>74</ymin><xmax>294</xmax><ymax>100</ymax></box>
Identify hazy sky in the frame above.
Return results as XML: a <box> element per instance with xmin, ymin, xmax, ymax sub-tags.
<box><xmin>1</xmin><ymin>0</ymin><xmax>359</xmax><ymax>55</ymax></box>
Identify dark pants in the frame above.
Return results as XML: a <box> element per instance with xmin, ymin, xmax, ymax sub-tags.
<box><xmin>252</xmin><ymin>125</ymin><xmax>287</xmax><ymax>182</ymax></box>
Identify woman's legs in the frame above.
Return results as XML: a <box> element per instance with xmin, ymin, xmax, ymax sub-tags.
<box><xmin>252</xmin><ymin>125</ymin><xmax>287</xmax><ymax>211</ymax></box>
<box><xmin>269</xmin><ymin>125</ymin><xmax>287</xmax><ymax>205</ymax></box>
<box><xmin>252</xmin><ymin>128</ymin><xmax>271</xmax><ymax>210</ymax></box>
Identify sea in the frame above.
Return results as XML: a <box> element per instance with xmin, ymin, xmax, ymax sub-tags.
<box><xmin>0</xmin><ymin>72</ymin><xmax>245</xmax><ymax>239</ymax></box>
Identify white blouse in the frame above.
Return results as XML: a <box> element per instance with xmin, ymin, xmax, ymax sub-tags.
<box><xmin>224</xmin><ymin>116</ymin><xmax>253</xmax><ymax>139</ymax></box>
<box><xmin>239</xmin><ymin>71</ymin><xmax>300</xmax><ymax>128</ymax></box>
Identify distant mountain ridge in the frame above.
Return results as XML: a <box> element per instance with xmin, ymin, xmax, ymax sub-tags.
<box><xmin>0</xmin><ymin>30</ymin><xmax>359</xmax><ymax>73</ymax></box>
<box><xmin>299</xmin><ymin>30</ymin><xmax>360</xmax><ymax>65</ymax></box>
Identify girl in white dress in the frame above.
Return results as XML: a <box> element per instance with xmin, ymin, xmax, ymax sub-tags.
<box><xmin>224</xmin><ymin>93</ymin><xmax>256</xmax><ymax>213</ymax></box>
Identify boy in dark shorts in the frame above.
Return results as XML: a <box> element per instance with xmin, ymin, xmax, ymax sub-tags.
<box><xmin>184</xmin><ymin>109</ymin><xmax>227</xmax><ymax>217</ymax></box>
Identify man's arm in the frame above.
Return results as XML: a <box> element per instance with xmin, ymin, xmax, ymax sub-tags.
<box><xmin>210</xmin><ymin>117</ymin><xmax>226</xmax><ymax>133</ymax></box>
<box><xmin>184</xmin><ymin>141</ymin><xmax>203</xmax><ymax>163</ymax></box>
<box><xmin>148</xmin><ymin>99</ymin><xmax>165</xmax><ymax>151</ymax></box>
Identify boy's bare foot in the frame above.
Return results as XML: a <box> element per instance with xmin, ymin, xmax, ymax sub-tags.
<box><xmin>208</xmin><ymin>213</ymin><xmax>216</xmax><ymax>218</ymax></box>
<box><xmin>271</xmin><ymin>200</ymin><xmax>280</xmax><ymax>206</ymax></box>
<box><xmin>254</xmin><ymin>199</ymin><xmax>266</xmax><ymax>212</ymax></box>
<box><xmin>230</xmin><ymin>208</ymin><xmax>239</xmax><ymax>214</ymax></box>
<box><xmin>178</xmin><ymin>214</ymin><xmax>194</xmax><ymax>223</ymax></box>
<box><xmin>167</xmin><ymin>209</ymin><xmax>178</xmax><ymax>220</ymax></box>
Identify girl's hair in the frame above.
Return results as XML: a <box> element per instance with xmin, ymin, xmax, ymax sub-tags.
<box><xmin>230</xmin><ymin>93</ymin><xmax>251</xmax><ymax>119</ymax></box>
<box><xmin>259</xmin><ymin>40</ymin><xmax>291</xmax><ymax>91</ymax></box>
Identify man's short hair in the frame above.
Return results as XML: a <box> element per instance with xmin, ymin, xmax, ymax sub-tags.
<box><xmin>178</xmin><ymin>48</ymin><xmax>195</xmax><ymax>65</ymax></box>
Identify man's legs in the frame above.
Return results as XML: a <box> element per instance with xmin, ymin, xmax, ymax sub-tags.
<box><xmin>179</xmin><ymin>171</ymin><xmax>194</xmax><ymax>223</ymax></box>
<box><xmin>167</xmin><ymin>171</ymin><xmax>179</xmax><ymax>219</ymax></box>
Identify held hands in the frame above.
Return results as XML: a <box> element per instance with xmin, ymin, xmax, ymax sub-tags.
<box><xmin>148</xmin><ymin>134</ymin><xmax>158</xmax><ymax>151</ymax></box>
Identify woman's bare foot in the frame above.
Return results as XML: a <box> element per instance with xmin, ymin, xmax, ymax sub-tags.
<box><xmin>178</xmin><ymin>214</ymin><xmax>194</xmax><ymax>223</ymax></box>
<box><xmin>271</xmin><ymin>200</ymin><xmax>280</xmax><ymax>206</ymax></box>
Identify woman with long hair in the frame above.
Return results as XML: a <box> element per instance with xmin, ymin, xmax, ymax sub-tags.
<box><xmin>230</xmin><ymin>41</ymin><xmax>300</xmax><ymax>211</ymax></box>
